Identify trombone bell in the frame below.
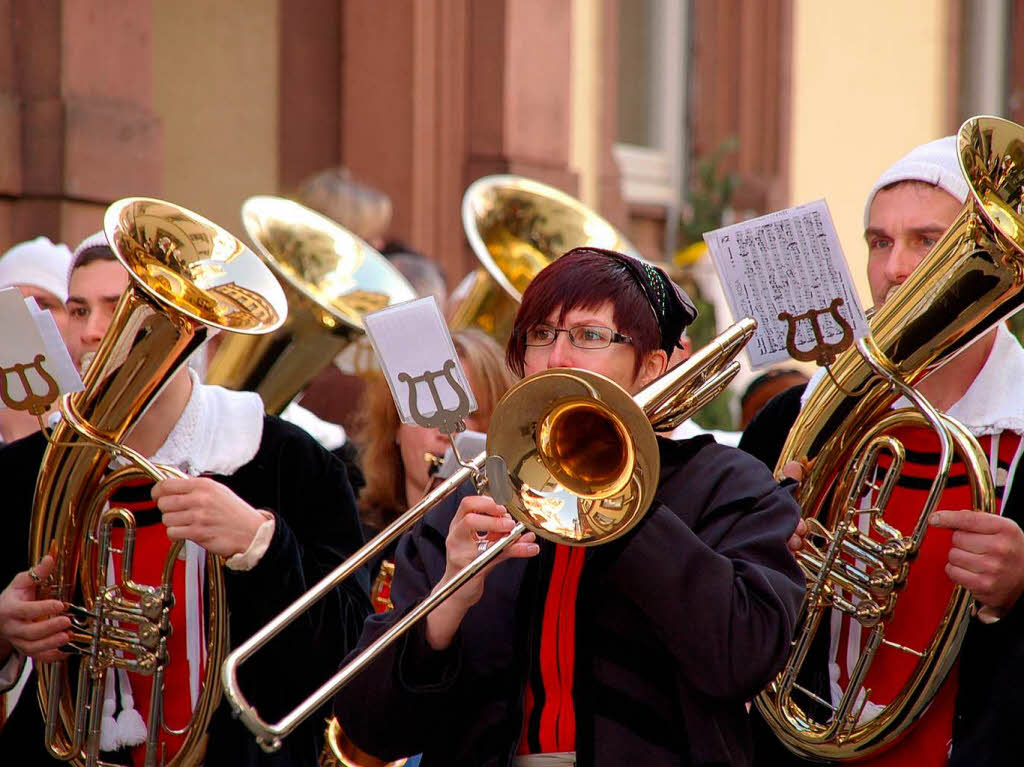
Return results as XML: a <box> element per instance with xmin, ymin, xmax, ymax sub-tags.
<box><xmin>536</xmin><ymin>399</ymin><xmax>634</xmax><ymax>500</ymax></box>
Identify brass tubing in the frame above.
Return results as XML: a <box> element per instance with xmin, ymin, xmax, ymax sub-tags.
<box><xmin>222</xmin><ymin>453</ymin><xmax>487</xmax><ymax>750</ymax></box>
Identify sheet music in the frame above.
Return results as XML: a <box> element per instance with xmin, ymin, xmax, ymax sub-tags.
<box><xmin>0</xmin><ymin>289</ymin><xmax>83</xmax><ymax>409</ymax></box>
<box><xmin>703</xmin><ymin>199</ymin><xmax>869</xmax><ymax>368</ymax></box>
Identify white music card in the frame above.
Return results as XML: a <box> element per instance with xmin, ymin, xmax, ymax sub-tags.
<box><xmin>363</xmin><ymin>296</ymin><xmax>478</xmax><ymax>428</ymax></box>
<box><xmin>703</xmin><ymin>199</ymin><xmax>869</xmax><ymax>368</ymax></box>
<box><xmin>0</xmin><ymin>287</ymin><xmax>83</xmax><ymax>411</ymax></box>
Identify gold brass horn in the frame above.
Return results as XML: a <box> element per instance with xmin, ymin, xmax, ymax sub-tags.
<box><xmin>31</xmin><ymin>198</ymin><xmax>287</xmax><ymax>766</ymax></box>
<box><xmin>450</xmin><ymin>175</ymin><xmax>641</xmax><ymax>341</ymax></box>
<box><xmin>222</xmin><ymin>318</ymin><xmax>756</xmax><ymax>753</ymax></box>
<box><xmin>755</xmin><ymin>116</ymin><xmax>1024</xmax><ymax>759</ymax></box>
<box><xmin>206</xmin><ymin>196</ymin><xmax>416</xmax><ymax>413</ymax></box>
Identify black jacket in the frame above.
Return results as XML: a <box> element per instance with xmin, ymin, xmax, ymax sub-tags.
<box><xmin>0</xmin><ymin>416</ymin><xmax>371</xmax><ymax>766</ymax></box>
<box><xmin>740</xmin><ymin>384</ymin><xmax>1024</xmax><ymax>767</ymax></box>
<box><xmin>335</xmin><ymin>436</ymin><xmax>805</xmax><ymax>767</ymax></box>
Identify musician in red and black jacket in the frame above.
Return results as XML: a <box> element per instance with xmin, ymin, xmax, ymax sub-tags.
<box><xmin>0</xmin><ymin>235</ymin><xmax>371</xmax><ymax>766</ymax></box>
<box><xmin>334</xmin><ymin>247</ymin><xmax>805</xmax><ymax>767</ymax></box>
<box><xmin>742</xmin><ymin>137</ymin><xmax>1024</xmax><ymax>767</ymax></box>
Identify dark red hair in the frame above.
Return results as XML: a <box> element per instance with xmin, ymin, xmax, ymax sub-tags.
<box><xmin>506</xmin><ymin>248</ymin><xmax>661</xmax><ymax>377</ymax></box>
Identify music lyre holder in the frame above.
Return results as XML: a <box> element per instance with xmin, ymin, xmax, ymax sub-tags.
<box><xmin>778</xmin><ymin>297</ymin><xmax>855</xmax><ymax>367</ymax></box>
<box><xmin>400</xmin><ymin>358</ymin><xmax>511</xmax><ymax>507</ymax></box>
<box><xmin>0</xmin><ymin>353</ymin><xmax>60</xmax><ymax>419</ymax></box>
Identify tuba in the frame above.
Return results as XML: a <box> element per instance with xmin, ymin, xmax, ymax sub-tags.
<box><xmin>30</xmin><ymin>198</ymin><xmax>287</xmax><ymax>767</ymax></box>
<box><xmin>451</xmin><ymin>175</ymin><xmax>641</xmax><ymax>342</ymax></box>
<box><xmin>205</xmin><ymin>196</ymin><xmax>415</xmax><ymax>414</ymax></box>
<box><xmin>755</xmin><ymin>116</ymin><xmax>1024</xmax><ymax>759</ymax></box>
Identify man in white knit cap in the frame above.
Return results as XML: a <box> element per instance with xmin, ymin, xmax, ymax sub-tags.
<box><xmin>0</xmin><ymin>230</ymin><xmax>371</xmax><ymax>765</ymax></box>
<box><xmin>0</xmin><ymin>236</ymin><xmax>76</xmax><ymax>443</ymax></box>
<box><xmin>744</xmin><ymin>136</ymin><xmax>1024</xmax><ymax>766</ymax></box>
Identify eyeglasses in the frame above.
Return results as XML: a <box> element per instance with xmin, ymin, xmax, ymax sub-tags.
<box><xmin>523</xmin><ymin>324</ymin><xmax>633</xmax><ymax>350</ymax></box>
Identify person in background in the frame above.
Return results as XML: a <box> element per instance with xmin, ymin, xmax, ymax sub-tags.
<box><xmin>355</xmin><ymin>328</ymin><xmax>516</xmax><ymax>609</ymax></box>
<box><xmin>296</xmin><ymin>166</ymin><xmax>393</xmax><ymax>250</ymax></box>
<box><xmin>380</xmin><ymin>241</ymin><xmax>449</xmax><ymax>311</ymax></box>
<box><xmin>0</xmin><ymin>236</ymin><xmax>75</xmax><ymax>444</ymax></box>
<box><xmin>738</xmin><ymin>368</ymin><xmax>809</xmax><ymax>431</ymax></box>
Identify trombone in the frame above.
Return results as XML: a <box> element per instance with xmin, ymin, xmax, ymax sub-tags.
<box><xmin>222</xmin><ymin>318</ymin><xmax>756</xmax><ymax>753</ymax></box>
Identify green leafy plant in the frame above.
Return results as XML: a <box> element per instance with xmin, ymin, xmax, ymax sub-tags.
<box><xmin>671</xmin><ymin>137</ymin><xmax>739</xmax><ymax>432</ymax></box>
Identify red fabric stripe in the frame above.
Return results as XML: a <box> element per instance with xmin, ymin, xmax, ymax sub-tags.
<box><xmin>114</xmin><ymin>477</ymin><xmax>154</xmax><ymax>488</ymax></box>
<box><xmin>518</xmin><ymin>682</ymin><xmax>536</xmax><ymax>754</ymax></box>
<box><xmin>537</xmin><ymin>546</ymin><xmax>571</xmax><ymax>751</ymax></box>
<box><xmin>521</xmin><ymin>544</ymin><xmax>585</xmax><ymax>754</ymax></box>
<box><xmin>113</xmin><ymin>499</ymin><xmax>158</xmax><ymax>511</ymax></box>
<box><xmin>556</xmin><ymin>547</ymin><xmax>584</xmax><ymax>748</ymax></box>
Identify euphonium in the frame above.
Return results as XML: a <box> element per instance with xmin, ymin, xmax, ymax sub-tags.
<box><xmin>451</xmin><ymin>175</ymin><xmax>641</xmax><ymax>342</ymax></box>
<box><xmin>205</xmin><ymin>196</ymin><xmax>415</xmax><ymax>414</ymax></box>
<box><xmin>755</xmin><ymin>116</ymin><xmax>1024</xmax><ymax>759</ymax></box>
<box><xmin>30</xmin><ymin>198</ymin><xmax>287</xmax><ymax>767</ymax></box>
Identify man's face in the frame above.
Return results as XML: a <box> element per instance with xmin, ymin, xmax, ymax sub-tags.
<box><xmin>865</xmin><ymin>183</ymin><xmax>962</xmax><ymax>308</ymax></box>
<box><xmin>66</xmin><ymin>260</ymin><xmax>130</xmax><ymax>365</ymax></box>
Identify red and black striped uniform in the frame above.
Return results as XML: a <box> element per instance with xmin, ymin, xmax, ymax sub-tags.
<box><xmin>106</xmin><ymin>476</ymin><xmax>206</xmax><ymax>766</ymax></box>
<box><xmin>828</xmin><ymin>427</ymin><xmax>1023</xmax><ymax>766</ymax></box>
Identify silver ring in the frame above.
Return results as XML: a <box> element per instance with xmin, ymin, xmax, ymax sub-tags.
<box><xmin>477</xmin><ymin>540</ymin><xmax>489</xmax><ymax>553</ymax></box>
<box><xmin>28</xmin><ymin>568</ymin><xmax>41</xmax><ymax>584</ymax></box>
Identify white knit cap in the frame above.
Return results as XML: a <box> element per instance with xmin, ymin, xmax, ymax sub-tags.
<box><xmin>0</xmin><ymin>236</ymin><xmax>73</xmax><ymax>302</ymax></box>
<box><xmin>863</xmin><ymin>135</ymin><xmax>969</xmax><ymax>228</ymax></box>
<box><xmin>72</xmin><ymin>230</ymin><xmax>112</xmax><ymax>263</ymax></box>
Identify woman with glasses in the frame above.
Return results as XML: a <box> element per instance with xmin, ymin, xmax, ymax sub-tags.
<box><xmin>334</xmin><ymin>247</ymin><xmax>804</xmax><ymax>767</ymax></box>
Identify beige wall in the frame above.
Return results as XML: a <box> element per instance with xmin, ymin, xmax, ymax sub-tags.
<box><xmin>570</xmin><ymin>0</ymin><xmax>601</xmax><ymax>209</ymax></box>
<box><xmin>789</xmin><ymin>0</ymin><xmax>951</xmax><ymax>305</ymax></box>
<box><xmin>151</xmin><ymin>0</ymin><xmax>279</xmax><ymax>242</ymax></box>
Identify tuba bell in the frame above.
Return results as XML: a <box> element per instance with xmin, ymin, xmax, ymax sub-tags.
<box><xmin>755</xmin><ymin>116</ymin><xmax>1024</xmax><ymax>759</ymax></box>
<box><xmin>205</xmin><ymin>196</ymin><xmax>416</xmax><ymax>414</ymax></box>
<box><xmin>30</xmin><ymin>198</ymin><xmax>288</xmax><ymax>767</ymax></box>
<box><xmin>450</xmin><ymin>175</ymin><xmax>641</xmax><ymax>342</ymax></box>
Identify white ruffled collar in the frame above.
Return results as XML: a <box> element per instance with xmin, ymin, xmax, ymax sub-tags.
<box><xmin>149</xmin><ymin>370</ymin><xmax>265</xmax><ymax>476</ymax></box>
<box><xmin>943</xmin><ymin>325</ymin><xmax>1024</xmax><ymax>435</ymax></box>
<box><xmin>801</xmin><ymin>324</ymin><xmax>1024</xmax><ymax>436</ymax></box>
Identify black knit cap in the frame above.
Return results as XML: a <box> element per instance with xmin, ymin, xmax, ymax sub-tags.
<box><xmin>570</xmin><ymin>246</ymin><xmax>698</xmax><ymax>356</ymax></box>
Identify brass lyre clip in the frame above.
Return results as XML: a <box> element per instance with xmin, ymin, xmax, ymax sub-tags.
<box><xmin>0</xmin><ymin>353</ymin><xmax>59</xmax><ymax>416</ymax></box>
<box><xmin>778</xmin><ymin>297</ymin><xmax>854</xmax><ymax>366</ymax></box>
<box><xmin>398</xmin><ymin>358</ymin><xmax>471</xmax><ymax>436</ymax></box>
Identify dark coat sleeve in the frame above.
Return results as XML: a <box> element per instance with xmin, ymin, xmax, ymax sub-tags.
<box><xmin>211</xmin><ymin>416</ymin><xmax>372</xmax><ymax>741</ymax></box>
<box><xmin>332</xmin><ymin>485</ymin><xmax>481</xmax><ymax>761</ymax></box>
<box><xmin>591</xmin><ymin>438</ymin><xmax>806</xmax><ymax>700</ymax></box>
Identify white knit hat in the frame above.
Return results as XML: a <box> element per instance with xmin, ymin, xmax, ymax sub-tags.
<box><xmin>0</xmin><ymin>236</ymin><xmax>73</xmax><ymax>302</ymax></box>
<box><xmin>72</xmin><ymin>230</ymin><xmax>112</xmax><ymax>263</ymax></box>
<box><xmin>863</xmin><ymin>135</ymin><xmax>969</xmax><ymax>228</ymax></box>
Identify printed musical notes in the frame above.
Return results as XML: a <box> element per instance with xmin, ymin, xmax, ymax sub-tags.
<box><xmin>703</xmin><ymin>200</ymin><xmax>869</xmax><ymax>368</ymax></box>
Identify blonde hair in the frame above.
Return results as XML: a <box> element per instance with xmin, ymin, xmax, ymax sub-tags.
<box><xmin>355</xmin><ymin>329</ymin><xmax>516</xmax><ymax>531</ymax></box>
<box><xmin>295</xmin><ymin>167</ymin><xmax>393</xmax><ymax>244</ymax></box>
